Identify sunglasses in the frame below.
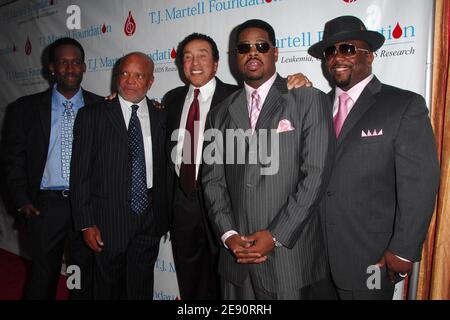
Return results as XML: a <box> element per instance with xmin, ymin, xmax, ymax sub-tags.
<box><xmin>236</xmin><ymin>42</ymin><xmax>275</xmax><ymax>54</ymax></box>
<box><xmin>323</xmin><ymin>43</ymin><xmax>370</xmax><ymax>59</ymax></box>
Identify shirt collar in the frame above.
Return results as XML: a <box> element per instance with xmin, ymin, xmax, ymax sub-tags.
<box><xmin>118</xmin><ymin>95</ymin><xmax>148</xmax><ymax>112</ymax></box>
<box><xmin>335</xmin><ymin>74</ymin><xmax>374</xmax><ymax>104</ymax></box>
<box><xmin>52</xmin><ymin>84</ymin><xmax>84</xmax><ymax>108</ymax></box>
<box><xmin>188</xmin><ymin>77</ymin><xmax>217</xmax><ymax>103</ymax></box>
<box><xmin>244</xmin><ymin>72</ymin><xmax>277</xmax><ymax>106</ymax></box>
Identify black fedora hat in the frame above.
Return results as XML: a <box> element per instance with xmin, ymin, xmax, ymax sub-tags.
<box><xmin>308</xmin><ymin>15</ymin><xmax>385</xmax><ymax>59</ymax></box>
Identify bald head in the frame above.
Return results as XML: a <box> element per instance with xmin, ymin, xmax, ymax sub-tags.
<box><xmin>117</xmin><ymin>52</ymin><xmax>155</xmax><ymax>103</ymax></box>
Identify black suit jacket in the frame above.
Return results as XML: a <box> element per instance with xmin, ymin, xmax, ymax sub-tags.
<box><xmin>70</xmin><ymin>97</ymin><xmax>168</xmax><ymax>250</ymax></box>
<box><xmin>3</xmin><ymin>88</ymin><xmax>102</xmax><ymax>209</ymax></box>
<box><xmin>162</xmin><ymin>77</ymin><xmax>238</xmax><ymax>235</ymax></box>
<box><xmin>321</xmin><ymin>76</ymin><xmax>440</xmax><ymax>291</ymax></box>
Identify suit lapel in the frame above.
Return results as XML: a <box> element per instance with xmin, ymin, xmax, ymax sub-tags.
<box><xmin>39</xmin><ymin>89</ymin><xmax>52</xmax><ymax>146</ymax></box>
<box><xmin>228</xmin><ymin>90</ymin><xmax>251</xmax><ymax>132</ymax></box>
<box><xmin>166</xmin><ymin>86</ymin><xmax>188</xmax><ymax>163</ymax></box>
<box><xmin>336</xmin><ymin>77</ymin><xmax>382</xmax><ymax>147</ymax></box>
<box><xmin>211</xmin><ymin>78</ymin><xmax>230</xmax><ymax>109</ymax></box>
<box><xmin>255</xmin><ymin>74</ymin><xmax>287</xmax><ymax>130</ymax></box>
<box><xmin>105</xmin><ymin>97</ymin><xmax>128</xmax><ymax>145</ymax></box>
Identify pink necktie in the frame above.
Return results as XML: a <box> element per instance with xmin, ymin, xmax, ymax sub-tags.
<box><xmin>334</xmin><ymin>92</ymin><xmax>351</xmax><ymax>137</ymax></box>
<box><xmin>250</xmin><ymin>90</ymin><xmax>261</xmax><ymax>131</ymax></box>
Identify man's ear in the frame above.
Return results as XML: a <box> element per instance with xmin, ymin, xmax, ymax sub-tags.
<box><xmin>48</xmin><ymin>63</ymin><xmax>55</xmax><ymax>75</ymax></box>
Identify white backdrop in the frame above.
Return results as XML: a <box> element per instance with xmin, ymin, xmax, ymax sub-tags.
<box><xmin>0</xmin><ymin>0</ymin><xmax>434</xmax><ymax>300</ymax></box>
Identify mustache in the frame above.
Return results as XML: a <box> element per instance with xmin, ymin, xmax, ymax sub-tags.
<box><xmin>245</xmin><ymin>57</ymin><xmax>262</xmax><ymax>64</ymax></box>
<box><xmin>330</xmin><ymin>63</ymin><xmax>352</xmax><ymax>69</ymax></box>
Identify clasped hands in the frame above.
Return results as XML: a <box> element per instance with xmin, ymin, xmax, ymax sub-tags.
<box><xmin>225</xmin><ymin>230</ymin><xmax>275</xmax><ymax>264</ymax></box>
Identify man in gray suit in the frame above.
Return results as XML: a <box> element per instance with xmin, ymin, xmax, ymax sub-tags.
<box><xmin>202</xmin><ymin>19</ymin><xmax>336</xmax><ymax>299</ymax></box>
<box><xmin>308</xmin><ymin>15</ymin><xmax>440</xmax><ymax>299</ymax></box>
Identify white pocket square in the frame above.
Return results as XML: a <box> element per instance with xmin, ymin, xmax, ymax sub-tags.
<box><xmin>361</xmin><ymin>129</ymin><xmax>383</xmax><ymax>137</ymax></box>
<box><xmin>276</xmin><ymin>119</ymin><xmax>295</xmax><ymax>133</ymax></box>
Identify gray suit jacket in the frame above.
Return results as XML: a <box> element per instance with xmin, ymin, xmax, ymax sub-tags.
<box><xmin>321</xmin><ymin>76</ymin><xmax>440</xmax><ymax>291</ymax></box>
<box><xmin>202</xmin><ymin>75</ymin><xmax>335</xmax><ymax>292</ymax></box>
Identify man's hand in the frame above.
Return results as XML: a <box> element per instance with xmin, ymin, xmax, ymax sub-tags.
<box><xmin>286</xmin><ymin>73</ymin><xmax>312</xmax><ymax>89</ymax></box>
<box><xmin>18</xmin><ymin>204</ymin><xmax>40</xmax><ymax>217</ymax></box>
<box><xmin>225</xmin><ymin>234</ymin><xmax>264</xmax><ymax>263</ymax></box>
<box><xmin>233</xmin><ymin>230</ymin><xmax>275</xmax><ymax>264</ymax></box>
<box><xmin>104</xmin><ymin>92</ymin><xmax>117</xmax><ymax>100</ymax></box>
<box><xmin>376</xmin><ymin>250</ymin><xmax>413</xmax><ymax>283</ymax></box>
<box><xmin>82</xmin><ymin>225</ymin><xmax>104</xmax><ymax>253</ymax></box>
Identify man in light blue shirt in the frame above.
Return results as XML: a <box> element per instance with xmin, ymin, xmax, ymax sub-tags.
<box><xmin>3</xmin><ymin>37</ymin><xmax>102</xmax><ymax>299</ymax></box>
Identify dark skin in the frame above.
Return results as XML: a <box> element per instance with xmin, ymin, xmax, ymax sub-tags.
<box><xmin>226</xmin><ymin>27</ymin><xmax>281</xmax><ymax>264</ymax></box>
<box><xmin>18</xmin><ymin>44</ymin><xmax>86</xmax><ymax>218</ymax></box>
<box><xmin>83</xmin><ymin>53</ymin><xmax>154</xmax><ymax>253</ymax></box>
<box><xmin>326</xmin><ymin>39</ymin><xmax>413</xmax><ymax>279</ymax></box>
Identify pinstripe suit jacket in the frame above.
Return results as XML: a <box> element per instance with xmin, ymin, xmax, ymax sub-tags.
<box><xmin>70</xmin><ymin>97</ymin><xmax>167</xmax><ymax>252</ymax></box>
<box><xmin>202</xmin><ymin>75</ymin><xmax>335</xmax><ymax>292</ymax></box>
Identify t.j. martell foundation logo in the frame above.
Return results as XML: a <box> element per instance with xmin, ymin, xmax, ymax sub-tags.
<box><xmin>124</xmin><ymin>11</ymin><xmax>136</xmax><ymax>36</ymax></box>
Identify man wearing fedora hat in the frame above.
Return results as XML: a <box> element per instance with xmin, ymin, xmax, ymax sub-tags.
<box><xmin>308</xmin><ymin>15</ymin><xmax>439</xmax><ymax>299</ymax></box>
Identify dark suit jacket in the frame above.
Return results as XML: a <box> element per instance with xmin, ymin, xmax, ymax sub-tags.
<box><xmin>162</xmin><ymin>77</ymin><xmax>238</xmax><ymax>244</ymax></box>
<box><xmin>3</xmin><ymin>88</ymin><xmax>102</xmax><ymax>209</ymax></box>
<box><xmin>70</xmin><ymin>97</ymin><xmax>168</xmax><ymax>251</ymax></box>
<box><xmin>202</xmin><ymin>75</ymin><xmax>335</xmax><ymax>292</ymax></box>
<box><xmin>321</xmin><ymin>76</ymin><xmax>440</xmax><ymax>291</ymax></box>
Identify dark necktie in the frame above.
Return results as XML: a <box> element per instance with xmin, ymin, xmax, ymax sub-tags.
<box><xmin>180</xmin><ymin>88</ymin><xmax>200</xmax><ymax>195</ymax></box>
<box><xmin>129</xmin><ymin>104</ymin><xmax>149</xmax><ymax>215</ymax></box>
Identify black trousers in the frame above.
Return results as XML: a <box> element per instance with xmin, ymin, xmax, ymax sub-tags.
<box><xmin>93</xmin><ymin>204</ymin><xmax>161</xmax><ymax>300</ymax></box>
<box><xmin>171</xmin><ymin>182</ymin><xmax>220</xmax><ymax>300</ymax></box>
<box><xmin>24</xmin><ymin>192</ymin><xmax>93</xmax><ymax>300</ymax></box>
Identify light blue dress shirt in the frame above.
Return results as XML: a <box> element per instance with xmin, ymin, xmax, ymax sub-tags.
<box><xmin>40</xmin><ymin>85</ymin><xmax>84</xmax><ymax>190</ymax></box>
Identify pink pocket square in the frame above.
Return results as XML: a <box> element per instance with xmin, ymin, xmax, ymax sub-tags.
<box><xmin>276</xmin><ymin>119</ymin><xmax>295</xmax><ymax>133</ymax></box>
<box><xmin>361</xmin><ymin>129</ymin><xmax>383</xmax><ymax>137</ymax></box>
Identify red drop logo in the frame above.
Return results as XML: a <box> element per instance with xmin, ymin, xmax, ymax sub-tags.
<box><xmin>124</xmin><ymin>11</ymin><xmax>136</xmax><ymax>36</ymax></box>
<box><xmin>102</xmin><ymin>23</ymin><xmax>107</xmax><ymax>33</ymax></box>
<box><xmin>343</xmin><ymin>0</ymin><xmax>357</xmax><ymax>3</ymax></box>
<box><xmin>265</xmin><ymin>0</ymin><xmax>272</xmax><ymax>3</ymax></box>
<box><xmin>392</xmin><ymin>22</ymin><xmax>403</xmax><ymax>39</ymax></box>
<box><xmin>25</xmin><ymin>36</ymin><xmax>32</xmax><ymax>55</ymax></box>
<box><xmin>170</xmin><ymin>48</ymin><xmax>177</xmax><ymax>59</ymax></box>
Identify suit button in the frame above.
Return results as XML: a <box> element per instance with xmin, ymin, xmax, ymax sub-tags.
<box><xmin>246</xmin><ymin>183</ymin><xmax>253</xmax><ymax>188</ymax></box>
<box><xmin>326</xmin><ymin>191</ymin><xmax>333</xmax><ymax>196</ymax></box>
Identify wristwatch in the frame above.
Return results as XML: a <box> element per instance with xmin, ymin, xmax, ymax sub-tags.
<box><xmin>272</xmin><ymin>236</ymin><xmax>283</xmax><ymax>248</ymax></box>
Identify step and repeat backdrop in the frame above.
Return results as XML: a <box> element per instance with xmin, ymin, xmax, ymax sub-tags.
<box><xmin>0</xmin><ymin>0</ymin><xmax>434</xmax><ymax>300</ymax></box>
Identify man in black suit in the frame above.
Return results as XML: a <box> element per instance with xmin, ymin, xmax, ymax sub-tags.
<box><xmin>3</xmin><ymin>37</ymin><xmax>100</xmax><ymax>299</ymax></box>
<box><xmin>71</xmin><ymin>52</ymin><xmax>167</xmax><ymax>299</ymax></box>
<box><xmin>163</xmin><ymin>33</ymin><xmax>311</xmax><ymax>300</ymax></box>
<box><xmin>308</xmin><ymin>15</ymin><xmax>440</xmax><ymax>299</ymax></box>
<box><xmin>163</xmin><ymin>33</ymin><xmax>238</xmax><ymax>300</ymax></box>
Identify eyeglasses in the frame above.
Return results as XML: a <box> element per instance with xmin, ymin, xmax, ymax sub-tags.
<box><xmin>323</xmin><ymin>43</ymin><xmax>369</xmax><ymax>59</ymax></box>
<box><xmin>236</xmin><ymin>42</ymin><xmax>275</xmax><ymax>54</ymax></box>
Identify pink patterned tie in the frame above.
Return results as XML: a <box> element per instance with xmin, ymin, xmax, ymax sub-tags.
<box><xmin>250</xmin><ymin>90</ymin><xmax>261</xmax><ymax>131</ymax></box>
<box><xmin>334</xmin><ymin>92</ymin><xmax>351</xmax><ymax>137</ymax></box>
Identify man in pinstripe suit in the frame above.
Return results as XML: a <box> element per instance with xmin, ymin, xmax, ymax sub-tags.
<box><xmin>202</xmin><ymin>19</ymin><xmax>336</xmax><ymax>299</ymax></box>
<box><xmin>71</xmin><ymin>52</ymin><xmax>167</xmax><ymax>299</ymax></box>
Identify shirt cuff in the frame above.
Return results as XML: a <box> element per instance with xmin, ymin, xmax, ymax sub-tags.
<box><xmin>221</xmin><ymin>230</ymin><xmax>238</xmax><ymax>249</ymax></box>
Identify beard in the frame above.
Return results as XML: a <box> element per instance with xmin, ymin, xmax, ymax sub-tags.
<box><xmin>334</xmin><ymin>74</ymin><xmax>351</xmax><ymax>89</ymax></box>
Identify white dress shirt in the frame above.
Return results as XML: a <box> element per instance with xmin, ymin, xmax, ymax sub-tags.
<box><xmin>175</xmin><ymin>77</ymin><xmax>217</xmax><ymax>179</ymax></box>
<box><xmin>119</xmin><ymin>95</ymin><xmax>153</xmax><ymax>189</ymax></box>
